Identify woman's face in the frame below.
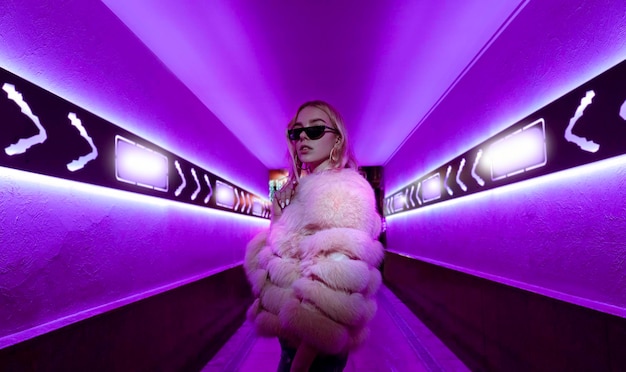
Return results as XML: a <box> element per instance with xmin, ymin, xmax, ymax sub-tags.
<box><xmin>292</xmin><ymin>105</ymin><xmax>339</xmax><ymax>172</ymax></box>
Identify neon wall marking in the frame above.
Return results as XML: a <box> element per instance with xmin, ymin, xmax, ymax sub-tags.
<box><xmin>385</xmin><ymin>59</ymin><xmax>626</xmax><ymax>216</ymax></box>
<box><xmin>2</xmin><ymin>83</ymin><xmax>47</xmax><ymax>155</ymax></box>
<box><xmin>416</xmin><ymin>182</ymin><xmax>422</xmax><ymax>205</ymax></box>
<box><xmin>444</xmin><ymin>165</ymin><xmax>453</xmax><ymax>196</ymax></box>
<box><xmin>0</xmin><ymin>66</ymin><xmax>269</xmax><ymax>218</ymax></box>
<box><xmin>174</xmin><ymin>161</ymin><xmax>186</xmax><ymax>196</ymax></box>
<box><xmin>190</xmin><ymin>168</ymin><xmax>200</xmax><ymax>200</ymax></box>
<box><xmin>409</xmin><ymin>185</ymin><xmax>415</xmax><ymax>207</ymax></box>
<box><xmin>471</xmin><ymin>150</ymin><xmax>485</xmax><ymax>187</ymax></box>
<box><xmin>67</xmin><ymin>113</ymin><xmax>98</xmax><ymax>172</ymax></box>
<box><xmin>203</xmin><ymin>174</ymin><xmax>213</xmax><ymax>204</ymax></box>
<box><xmin>456</xmin><ymin>158</ymin><xmax>467</xmax><ymax>191</ymax></box>
<box><xmin>565</xmin><ymin>90</ymin><xmax>599</xmax><ymax>153</ymax></box>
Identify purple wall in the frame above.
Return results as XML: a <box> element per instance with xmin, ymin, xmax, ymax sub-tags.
<box><xmin>0</xmin><ymin>0</ymin><xmax>268</xmax><ymax>347</ymax></box>
<box><xmin>385</xmin><ymin>0</ymin><xmax>626</xmax><ymax>317</ymax></box>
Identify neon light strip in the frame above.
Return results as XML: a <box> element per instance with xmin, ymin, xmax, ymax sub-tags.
<box><xmin>385</xmin><ymin>60</ymin><xmax>626</xmax><ymax>216</ymax></box>
<box><xmin>387</xmin><ymin>153</ymin><xmax>626</xmax><ymax>220</ymax></box>
<box><xmin>456</xmin><ymin>158</ymin><xmax>467</xmax><ymax>192</ymax></box>
<box><xmin>0</xmin><ymin>165</ymin><xmax>270</xmax><ymax>223</ymax></box>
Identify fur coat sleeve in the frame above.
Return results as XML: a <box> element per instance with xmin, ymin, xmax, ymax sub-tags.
<box><xmin>244</xmin><ymin>168</ymin><xmax>384</xmax><ymax>355</ymax></box>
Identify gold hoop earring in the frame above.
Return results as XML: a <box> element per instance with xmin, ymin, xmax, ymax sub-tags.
<box><xmin>329</xmin><ymin>146</ymin><xmax>339</xmax><ymax>163</ymax></box>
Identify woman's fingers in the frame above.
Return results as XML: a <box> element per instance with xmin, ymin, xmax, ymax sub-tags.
<box><xmin>275</xmin><ymin>182</ymin><xmax>296</xmax><ymax>209</ymax></box>
<box><xmin>271</xmin><ymin>181</ymin><xmax>297</xmax><ymax>221</ymax></box>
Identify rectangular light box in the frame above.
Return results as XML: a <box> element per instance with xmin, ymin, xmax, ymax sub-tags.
<box><xmin>489</xmin><ymin>118</ymin><xmax>547</xmax><ymax>181</ymax></box>
<box><xmin>251</xmin><ymin>198</ymin><xmax>264</xmax><ymax>217</ymax></box>
<box><xmin>422</xmin><ymin>174</ymin><xmax>442</xmax><ymax>203</ymax></box>
<box><xmin>215</xmin><ymin>180</ymin><xmax>235</xmax><ymax>209</ymax></box>
<box><xmin>115</xmin><ymin>135</ymin><xmax>168</xmax><ymax>191</ymax></box>
<box><xmin>392</xmin><ymin>192</ymin><xmax>406</xmax><ymax>213</ymax></box>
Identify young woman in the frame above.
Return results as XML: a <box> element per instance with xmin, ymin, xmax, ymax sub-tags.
<box><xmin>244</xmin><ymin>101</ymin><xmax>384</xmax><ymax>371</ymax></box>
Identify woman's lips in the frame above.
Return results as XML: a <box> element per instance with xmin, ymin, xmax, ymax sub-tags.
<box><xmin>299</xmin><ymin>145</ymin><xmax>312</xmax><ymax>154</ymax></box>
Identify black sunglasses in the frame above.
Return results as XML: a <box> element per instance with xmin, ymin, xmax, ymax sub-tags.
<box><xmin>287</xmin><ymin>125</ymin><xmax>338</xmax><ymax>141</ymax></box>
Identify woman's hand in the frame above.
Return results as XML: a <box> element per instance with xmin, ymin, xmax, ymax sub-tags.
<box><xmin>272</xmin><ymin>179</ymin><xmax>297</xmax><ymax>221</ymax></box>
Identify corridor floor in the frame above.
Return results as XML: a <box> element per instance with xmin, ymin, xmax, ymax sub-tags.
<box><xmin>202</xmin><ymin>285</ymin><xmax>469</xmax><ymax>372</ymax></box>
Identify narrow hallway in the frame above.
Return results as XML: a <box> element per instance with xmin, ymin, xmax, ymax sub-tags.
<box><xmin>203</xmin><ymin>286</ymin><xmax>469</xmax><ymax>372</ymax></box>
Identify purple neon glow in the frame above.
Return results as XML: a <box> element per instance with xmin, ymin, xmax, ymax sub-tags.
<box><xmin>100</xmin><ymin>0</ymin><xmax>527</xmax><ymax>168</ymax></box>
<box><xmin>386</xmin><ymin>154</ymin><xmax>626</xmax><ymax>317</ymax></box>
<box><xmin>385</xmin><ymin>1</ymin><xmax>626</xmax><ymax>194</ymax></box>
<box><xmin>0</xmin><ymin>165</ymin><xmax>268</xmax><ymax>347</ymax></box>
<box><xmin>115</xmin><ymin>135</ymin><xmax>168</xmax><ymax>191</ymax></box>
<box><xmin>421</xmin><ymin>174</ymin><xmax>442</xmax><ymax>203</ymax></box>
<box><xmin>0</xmin><ymin>166</ymin><xmax>267</xmax><ymax>222</ymax></box>
<box><xmin>383</xmin><ymin>0</ymin><xmax>626</xmax><ymax>320</ymax></box>
<box><xmin>1</xmin><ymin>0</ymin><xmax>625</xmax><ymax>352</ymax></box>
<box><xmin>488</xmin><ymin>118</ymin><xmax>546</xmax><ymax>180</ymax></box>
<box><xmin>0</xmin><ymin>1</ymin><xmax>268</xmax><ymax>197</ymax></box>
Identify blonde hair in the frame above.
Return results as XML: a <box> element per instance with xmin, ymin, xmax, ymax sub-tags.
<box><xmin>286</xmin><ymin>100</ymin><xmax>358</xmax><ymax>182</ymax></box>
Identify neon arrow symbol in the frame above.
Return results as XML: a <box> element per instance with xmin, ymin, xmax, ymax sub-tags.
<box><xmin>3</xmin><ymin>83</ymin><xmax>48</xmax><ymax>155</ymax></box>
<box><xmin>565</xmin><ymin>90</ymin><xmax>599</xmax><ymax>153</ymax></box>
<box><xmin>203</xmin><ymin>174</ymin><xmax>213</xmax><ymax>204</ymax></box>
<box><xmin>174</xmin><ymin>160</ymin><xmax>186</xmax><ymax>197</ymax></box>
<box><xmin>445</xmin><ymin>165</ymin><xmax>454</xmax><ymax>196</ymax></box>
<box><xmin>66</xmin><ymin>113</ymin><xmax>98</xmax><ymax>171</ymax></box>
<box><xmin>471</xmin><ymin>150</ymin><xmax>485</xmax><ymax>186</ymax></box>
<box><xmin>190</xmin><ymin>168</ymin><xmax>201</xmax><ymax>200</ymax></box>
<box><xmin>456</xmin><ymin>158</ymin><xmax>467</xmax><ymax>192</ymax></box>
<box><xmin>403</xmin><ymin>188</ymin><xmax>410</xmax><ymax>209</ymax></box>
<box><xmin>234</xmin><ymin>188</ymin><xmax>241</xmax><ymax>211</ymax></box>
<box><xmin>416</xmin><ymin>182</ymin><xmax>422</xmax><ymax>205</ymax></box>
<box><xmin>408</xmin><ymin>184</ymin><xmax>416</xmax><ymax>207</ymax></box>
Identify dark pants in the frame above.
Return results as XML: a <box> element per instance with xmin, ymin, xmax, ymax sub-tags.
<box><xmin>277</xmin><ymin>339</ymin><xmax>348</xmax><ymax>372</ymax></box>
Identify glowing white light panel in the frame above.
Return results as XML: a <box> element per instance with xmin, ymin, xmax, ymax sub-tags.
<box><xmin>115</xmin><ymin>135</ymin><xmax>168</xmax><ymax>191</ymax></box>
<box><xmin>488</xmin><ymin>118</ymin><xmax>546</xmax><ymax>180</ymax></box>
<box><xmin>422</xmin><ymin>174</ymin><xmax>442</xmax><ymax>203</ymax></box>
<box><xmin>215</xmin><ymin>180</ymin><xmax>235</xmax><ymax>209</ymax></box>
<box><xmin>392</xmin><ymin>192</ymin><xmax>406</xmax><ymax>213</ymax></box>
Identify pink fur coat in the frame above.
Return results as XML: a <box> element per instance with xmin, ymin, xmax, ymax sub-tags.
<box><xmin>244</xmin><ymin>168</ymin><xmax>384</xmax><ymax>355</ymax></box>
